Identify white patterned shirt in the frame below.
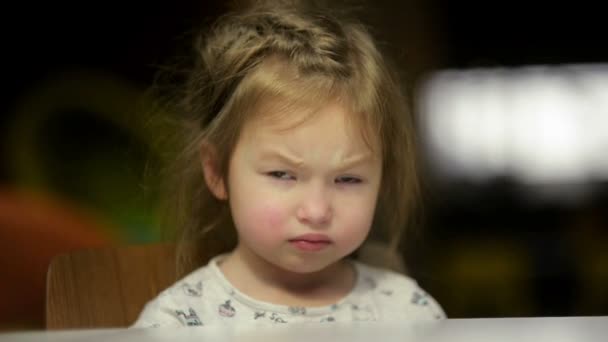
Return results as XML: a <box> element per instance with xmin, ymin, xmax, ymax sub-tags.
<box><xmin>132</xmin><ymin>255</ymin><xmax>445</xmax><ymax>327</ymax></box>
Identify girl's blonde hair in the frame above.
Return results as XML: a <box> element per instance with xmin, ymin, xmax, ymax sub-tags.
<box><xmin>157</xmin><ymin>2</ymin><xmax>421</xmax><ymax>276</ymax></box>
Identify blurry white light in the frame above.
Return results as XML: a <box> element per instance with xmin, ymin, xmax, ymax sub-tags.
<box><xmin>417</xmin><ymin>64</ymin><xmax>608</xmax><ymax>187</ymax></box>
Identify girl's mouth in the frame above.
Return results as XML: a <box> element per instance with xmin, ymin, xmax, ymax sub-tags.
<box><xmin>288</xmin><ymin>234</ymin><xmax>332</xmax><ymax>251</ymax></box>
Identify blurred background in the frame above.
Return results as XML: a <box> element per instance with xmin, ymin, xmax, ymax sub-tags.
<box><xmin>0</xmin><ymin>0</ymin><xmax>606</xmax><ymax>330</ymax></box>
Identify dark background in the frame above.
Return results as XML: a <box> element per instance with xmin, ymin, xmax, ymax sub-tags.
<box><xmin>1</xmin><ymin>0</ymin><xmax>606</xmax><ymax>330</ymax></box>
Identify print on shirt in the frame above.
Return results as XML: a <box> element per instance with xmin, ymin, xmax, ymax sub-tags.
<box><xmin>380</xmin><ymin>289</ymin><xmax>393</xmax><ymax>296</ymax></box>
<box><xmin>218</xmin><ymin>300</ymin><xmax>236</xmax><ymax>317</ymax></box>
<box><xmin>288</xmin><ymin>306</ymin><xmax>306</xmax><ymax>315</ymax></box>
<box><xmin>411</xmin><ymin>290</ymin><xmax>445</xmax><ymax>319</ymax></box>
<box><xmin>181</xmin><ymin>281</ymin><xmax>203</xmax><ymax>297</ymax></box>
<box><xmin>350</xmin><ymin>303</ymin><xmax>375</xmax><ymax>321</ymax></box>
<box><xmin>411</xmin><ymin>291</ymin><xmax>429</xmax><ymax>306</ymax></box>
<box><xmin>269</xmin><ymin>312</ymin><xmax>288</xmax><ymax>323</ymax></box>
<box><xmin>253</xmin><ymin>310</ymin><xmax>288</xmax><ymax>323</ymax></box>
<box><xmin>363</xmin><ymin>276</ymin><xmax>377</xmax><ymax>289</ymax></box>
<box><xmin>175</xmin><ymin>308</ymin><xmax>203</xmax><ymax>326</ymax></box>
<box><xmin>320</xmin><ymin>316</ymin><xmax>336</xmax><ymax>323</ymax></box>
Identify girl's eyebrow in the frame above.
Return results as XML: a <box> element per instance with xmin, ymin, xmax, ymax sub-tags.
<box><xmin>257</xmin><ymin>150</ymin><xmax>305</xmax><ymax>168</ymax></box>
<box><xmin>257</xmin><ymin>149</ymin><xmax>375</xmax><ymax>170</ymax></box>
<box><xmin>335</xmin><ymin>153</ymin><xmax>376</xmax><ymax>171</ymax></box>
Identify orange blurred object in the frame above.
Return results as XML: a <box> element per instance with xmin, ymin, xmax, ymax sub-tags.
<box><xmin>0</xmin><ymin>188</ymin><xmax>113</xmax><ymax>330</ymax></box>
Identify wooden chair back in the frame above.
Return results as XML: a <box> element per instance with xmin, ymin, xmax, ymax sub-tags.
<box><xmin>46</xmin><ymin>243</ymin><xmax>178</xmax><ymax>329</ymax></box>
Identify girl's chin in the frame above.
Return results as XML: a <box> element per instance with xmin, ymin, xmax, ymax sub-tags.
<box><xmin>272</xmin><ymin>256</ymin><xmax>344</xmax><ymax>275</ymax></box>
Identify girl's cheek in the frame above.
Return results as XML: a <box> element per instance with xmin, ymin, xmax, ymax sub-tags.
<box><xmin>336</xmin><ymin>202</ymin><xmax>375</xmax><ymax>247</ymax></box>
<box><xmin>241</xmin><ymin>202</ymin><xmax>289</xmax><ymax>236</ymax></box>
<box><xmin>263</xmin><ymin>205</ymin><xmax>287</xmax><ymax>231</ymax></box>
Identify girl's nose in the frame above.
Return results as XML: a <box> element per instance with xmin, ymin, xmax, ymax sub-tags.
<box><xmin>296</xmin><ymin>185</ymin><xmax>332</xmax><ymax>227</ymax></box>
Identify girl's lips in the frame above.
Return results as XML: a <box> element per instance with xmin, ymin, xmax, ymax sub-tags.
<box><xmin>289</xmin><ymin>233</ymin><xmax>331</xmax><ymax>242</ymax></box>
<box><xmin>288</xmin><ymin>234</ymin><xmax>332</xmax><ymax>252</ymax></box>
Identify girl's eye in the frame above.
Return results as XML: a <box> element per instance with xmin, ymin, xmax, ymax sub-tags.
<box><xmin>336</xmin><ymin>176</ymin><xmax>362</xmax><ymax>184</ymax></box>
<box><xmin>267</xmin><ymin>171</ymin><xmax>295</xmax><ymax>180</ymax></box>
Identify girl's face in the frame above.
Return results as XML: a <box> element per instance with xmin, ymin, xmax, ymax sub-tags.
<box><xmin>220</xmin><ymin>100</ymin><xmax>382</xmax><ymax>274</ymax></box>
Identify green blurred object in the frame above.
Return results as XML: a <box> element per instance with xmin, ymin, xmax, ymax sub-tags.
<box><xmin>7</xmin><ymin>69</ymin><xmax>170</xmax><ymax>242</ymax></box>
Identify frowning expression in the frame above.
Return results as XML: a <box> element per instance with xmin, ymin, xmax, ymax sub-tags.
<box><xmin>225</xmin><ymin>100</ymin><xmax>382</xmax><ymax>273</ymax></box>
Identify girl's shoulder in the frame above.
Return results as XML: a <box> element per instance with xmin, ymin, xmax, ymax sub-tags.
<box><xmin>352</xmin><ymin>261</ymin><xmax>446</xmax><ymax>321</ymax></box>
<box><xmin>131</xmin><ymin>256</ymin><xmax>224</xmax><ymax>328</ymax></box>
<box><xmin>159</xmin><ymin>254</ymin><xmax>221</xmax><ymax>298</ymax></box>
<box><xmin>353</xmin><ymin>261</ymin><xmax>418</xmax><ymax>288</ymax></box>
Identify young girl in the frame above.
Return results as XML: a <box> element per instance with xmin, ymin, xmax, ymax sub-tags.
<box><xmin>133</xmin><ymin>2</ymin><xmax>444</xmax><ymax>327</ymax></box>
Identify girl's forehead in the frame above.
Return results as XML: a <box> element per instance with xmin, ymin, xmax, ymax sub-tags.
<box><xmin>240</xmin><ymin>98</ymin><xmax>381</xmax><ymax>155</ymax></box>
<box><xmin>249</xmin><ymin>99</ymin><xmax>341</xmax><ymax>131</ymax></box>
<box><xmin>232</xmin><ymin>59</ymin><xmax>383</xmax><ymax>154</ymax></box>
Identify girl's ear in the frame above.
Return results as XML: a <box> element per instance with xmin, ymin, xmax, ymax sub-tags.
<box><xmin>200</xmin><ymin>143</ymin><xmax>228</xmax><ymax>200</ymax></box>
